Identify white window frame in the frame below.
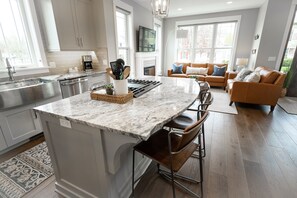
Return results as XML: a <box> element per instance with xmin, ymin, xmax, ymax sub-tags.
<box><xmin>175</xmin><ymin>15</ymin><xmax>241</xmax><ymax>69</ymax></box>
<box><xmin>113</xmin><ymin>0</ymin><xmax>135</xmax><ymax>76</ymax></box>
<box><xmin>0</xmin><ymin>0</ymin><xmax>49</xmax><ymax>78</ymax></box>
<box><xmin>154</xmin><ymin>17</ymin><xmax>163</xmax><ymax>76</ymax></box>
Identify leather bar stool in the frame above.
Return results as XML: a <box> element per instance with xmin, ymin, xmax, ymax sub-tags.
<box><xmin>165</xmin><ymin>92</ymin><xmax>213</xmax><ymax>158</ymax></box>
<box><xmin>132</xmin><ymin>111</ymin><xmax>209</xmax><ymax>198</ymax></box>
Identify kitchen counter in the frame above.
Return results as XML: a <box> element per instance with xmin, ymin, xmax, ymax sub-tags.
<box><xmin>34</xmin><ymin>76</ymin><xmax>199</xmax><ymax>198</ymax></box>
<box><xmin>34</xmin><ymin>77</ymin><xmax>198</xmax><ymax>140</ymax></box>
<box><xmin>39</xmin><ymin>70</ymin><xmax>106</xmax><ymax>81</ymax></box>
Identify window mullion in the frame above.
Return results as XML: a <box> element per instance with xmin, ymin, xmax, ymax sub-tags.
<box><xmin>192</xmin><ymin>25</ymin><xmax>197</xmax><ymax>62</ymax></box>
<box><xmin>211</xmin><ymin>24</ymin><xmax>217</xmax><ymax>63</ymax></box>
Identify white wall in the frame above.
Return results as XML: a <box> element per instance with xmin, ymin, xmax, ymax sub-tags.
<box><xmin>253</xmin><ymin>0</ymin><xmax>293</xmax><ymax>69</ymax></box>
<box><xmin>163</xmin><ymin>8</ymin><xmax>259</xmax><ymax>73</ymax></box>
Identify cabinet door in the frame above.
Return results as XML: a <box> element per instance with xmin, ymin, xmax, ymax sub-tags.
<box><xmin>74</xmin><ymin>0</ymin><xmax>96</xmax><ymax>50</ymax></box>
<box><xmin>0</xmin><ymin>105</ymin><xmax>43</xmax><ymax>147</ymax></box>
<box><xmin>51</xmin><ymin>0</ymin><xmax>80</xmax><ymax>50</ymax></box>
<box><xmin>0</xmin><ymin>126</ymin><xmax>7</xmax><ymax>151</ymax></box>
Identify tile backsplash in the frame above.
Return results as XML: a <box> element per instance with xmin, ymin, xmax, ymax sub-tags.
<box><xmin>47</xmin><ymin>48</ymin><xmax>108</xmax><ymax>74</ymax></box>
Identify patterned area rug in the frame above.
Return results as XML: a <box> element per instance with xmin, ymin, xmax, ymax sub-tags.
<box><xmin>0</xmin><ymin>142</ymin><xmax>53</xmax><ymax>198</ymax></box>
<box><xmin>278</xmin><ymin>97</ymin><xmax>297</xmax><ymax>115</ymax></box>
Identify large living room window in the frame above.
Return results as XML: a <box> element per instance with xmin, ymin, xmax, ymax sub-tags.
<box><xmin>177</xmin><ymin>21</ymin><xmax>237</xmax><ymax>64</ymax></box>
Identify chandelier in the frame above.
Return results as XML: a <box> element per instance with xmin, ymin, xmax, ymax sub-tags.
<box><xmin>151</xmin><ymin>0</ymin><xmax>170</xmax><ymax>18</ymax></box>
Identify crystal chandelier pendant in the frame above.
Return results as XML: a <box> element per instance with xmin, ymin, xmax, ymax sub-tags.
<box><xmin>151</xmin><ymin>0</ymin><xmax>170</xmax><ymax>18</ymax></box>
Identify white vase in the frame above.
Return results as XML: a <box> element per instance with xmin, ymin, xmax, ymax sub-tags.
<box><xmin>113</xmin><ymin>79</ymin><xmax>128</xmax><ymax>95</ymax></box>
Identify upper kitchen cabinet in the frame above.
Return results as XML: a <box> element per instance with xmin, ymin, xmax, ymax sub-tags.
<box><xmin>36</xmin><ymin>0</ymin><xmax>96</xmax><ymax>51</ymax></box>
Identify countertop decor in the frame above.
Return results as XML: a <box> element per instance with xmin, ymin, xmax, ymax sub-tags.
<box><xmin>90</xmin><ymin>89</ymin><xmax>133</xmax><ymax>104</ymax></box>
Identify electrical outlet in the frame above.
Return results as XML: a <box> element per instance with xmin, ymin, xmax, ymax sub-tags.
<box><xmin>60</xmin><ymin>119</ymin><xmax>71</xmax><ymax>128</ymax></box>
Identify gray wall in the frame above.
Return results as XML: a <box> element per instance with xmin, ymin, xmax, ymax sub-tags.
<box><xmin>163</xmin><ymin>8</ymin><xmax>259</xmax><ymax>73</ymax></box>
<box><xmin>121</xmin><ymin>0</ymin><xmax>154</xmax><ymax>50</ymax></box>
<box><xmin>253</xmin><ymin>0</ymin><xmax>293</xmax><ymax>69</ymax></box>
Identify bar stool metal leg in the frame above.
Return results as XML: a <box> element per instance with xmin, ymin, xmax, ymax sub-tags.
<box><xmin>198</xmin><ymin>134</ymin><xmax>203</xmax><ymax>196</ymax></box>
<box><xmin>132</xmin><ymin>148</ymin><xmax>135</xmax><ymax>198</ymax></box>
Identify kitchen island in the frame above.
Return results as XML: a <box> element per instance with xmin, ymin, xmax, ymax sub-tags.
<box><xmin>34</xmin><ymin>76</ymin><xmax>199</xmax><ymax>198</ymax></box>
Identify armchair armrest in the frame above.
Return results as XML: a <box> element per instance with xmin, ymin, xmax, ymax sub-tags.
<box><xmin>227</xmin><ymin>71</ymin><xmax>237</xmax><ymax>80</ymax></box>
<box><xmin>168</xmin><ymin>69</ymin><xmax>173</xmax><ymax>76</ymax></box>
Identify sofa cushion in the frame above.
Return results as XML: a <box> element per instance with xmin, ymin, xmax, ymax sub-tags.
<box><xmin>169</xmin><ymin>73</ymin><xmax>188</xmax><ymax>78</ymax></box>
<box><xmin>259</xmin><ymin>70</ymin><xmax>280</xmax><ymax>84</ymax></box>
<box><xmin>172</xmin><ymin>63</ymin><xmax>183</xmax><ymax>74</ymax></box>
<box><xmin>207</xmin><ymin>63</ymin><xmax>227</xmax><ymax>75</ymax></box>
<box><xmin>212</xmin><ymin>65</ymin><xmax>227</xmax><ymax>76</ymax></box>
<box><xmin>234</xmin><ymin>69</ymin><xmax>253</xmax><ymax>81</ymax></box>
<box><xmin>186</xmin><ymin>66</ymin><xmax>208</xmax><ymax>75</ymax></box>
<box><xmin>205</xmin><ymin>76</ymin><xmax>225</xmax><ymax>83</ymax></box>
<box><xmin>175</xmin><ymin>63</ymin><xmax>191</xmax><ymax>74</ymax></box>
<box><xmin>244</xmin><ymin>71</ymin><xmax>261</xmax><ymax>83</ymax></box>
<box><xmin>191</xmin><ymin>63</ymin><xmax>207</xmax><ymax>68</ymax></box>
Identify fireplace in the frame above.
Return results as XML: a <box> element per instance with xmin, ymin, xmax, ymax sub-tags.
<box><xmin>135</xmin><ymin>52</ymin><xmax>157</xmax><ymax>78</ymax></box>
<box><xmin>144</xmin><ymin>66</ymin><xmax>156</xmax><ymax>76</ymax></box>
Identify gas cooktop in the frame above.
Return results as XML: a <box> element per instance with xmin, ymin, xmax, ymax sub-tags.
<box><xmin>128</xmin><ymin>79</ymin><xmax>162</xmax><ymax>98</ymax></box>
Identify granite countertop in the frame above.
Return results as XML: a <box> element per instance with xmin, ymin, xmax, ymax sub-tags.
<box><xmin>34</xmin><ymin>76</ymin><xmax>199</xmax><ymax>140</ymax></box>
<box><xmin>40</xmin><ymin>70</ymin><xmax>106</xmax><ymax>81</ymax></box>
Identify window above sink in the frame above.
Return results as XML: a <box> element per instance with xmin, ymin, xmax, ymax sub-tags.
<box><xmin>0</xmin><ymin>0</ymin><xmax>48</xmax><ymax>74</ymax></box>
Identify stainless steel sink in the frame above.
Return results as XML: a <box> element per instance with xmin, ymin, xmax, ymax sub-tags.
<box><xmin>0</xmin><ymin>78</ymin><xmax>61</xmax><ymax>110</ymax></box>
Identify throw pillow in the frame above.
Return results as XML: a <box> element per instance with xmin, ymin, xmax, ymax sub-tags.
<box><xmin>172</xmin><ymin>63</ymin><xmax>183</xmax><ymax>74</ymax></box>
<box><xmin>186</xmin><ymin>67</ymin><xmax>208</xmax><ymax>75</ymax></box>
<box><xmin>212</xmin><ymin>65</ymin><xmax>227</xmax><ymax>76</ymax></box>
<box><xmin>234</xmin><ymin>69</ymin><xmax>253</xmax><ymax>81</ymax></box>
<box><xmin>244</xmin><ymin>71</ymin><xmax>261</xmax><ymax>83</ymax></box>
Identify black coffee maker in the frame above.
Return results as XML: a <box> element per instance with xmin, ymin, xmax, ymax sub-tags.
<box><xmin>82</xmin><ymin>55</ymin><xmax>93</xmax><ymax>71</ymax></box>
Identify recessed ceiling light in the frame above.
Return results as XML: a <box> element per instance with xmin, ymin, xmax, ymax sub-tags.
<box><xmin>226</xmin><ymin>1</ymin><xmax>233</xmax><ymax>4</ymax></box>
<box><xmin>177</xmin><ymin>8</ymin><xmax>182</xmax><ymax>11</ymax></box>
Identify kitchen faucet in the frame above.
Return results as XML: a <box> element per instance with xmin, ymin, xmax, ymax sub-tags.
<box><xmin>6</xmin><ymin>58</ymin><xmax>15</xmax><ymax>81</ymax></box>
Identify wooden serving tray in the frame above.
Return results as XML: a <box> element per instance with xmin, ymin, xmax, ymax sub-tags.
<box><xmin>90</xmin><ymin>89</ymin><xmax>133</xmax><ymax>104</ymax></box>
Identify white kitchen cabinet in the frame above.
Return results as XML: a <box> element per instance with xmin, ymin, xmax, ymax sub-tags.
<box><xmin>0</xmin><ymin>127</ymin><xmax>7</xmax><ymax>151</ymax></box>
<box><xmin>0</xmin><ymin>104</ymin><xmax>42</xmax><ymax>147</ymax></box>
<box><xmin>36</xmin><ymin>0</ymin><xmax>96</xmax><ymax>51</ymax></box>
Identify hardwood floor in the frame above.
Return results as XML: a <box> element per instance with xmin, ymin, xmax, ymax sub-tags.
<box><xmin>1</xmin><ymin>104</ymin><xmax>297</xmax><ymax>198</ymax></box>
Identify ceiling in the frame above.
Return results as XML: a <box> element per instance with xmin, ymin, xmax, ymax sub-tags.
<box><xmin>131</xmin><ymin>0</ymin><xmax>266</xmax><ymax>18</ymax></box>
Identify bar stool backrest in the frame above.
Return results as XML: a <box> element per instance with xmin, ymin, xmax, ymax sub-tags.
<box><xmin>173</xmin><ymin>111</ymin><xmax>209</xmax><ymax>152</ymax></box>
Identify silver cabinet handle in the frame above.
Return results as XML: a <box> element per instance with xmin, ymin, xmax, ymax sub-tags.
<box><xmin>60</xmin><ymin>81</ymin><xmax>77</xmax><ymax>86</ymax></box>
<box><xmin>78</xmin><ymin>78</ymin><xmax>88</xmax><ymax>83</ymax></box>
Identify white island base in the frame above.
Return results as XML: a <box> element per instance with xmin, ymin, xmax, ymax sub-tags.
<box><xmin>35</xmin><ymin>77</ymin><xmax>199</xmax><ymax>198</ymax></box>
<box><xmin>40</xmin><ymin>114</ymin><xmax>150</xmax><ymax>198</ymax></box>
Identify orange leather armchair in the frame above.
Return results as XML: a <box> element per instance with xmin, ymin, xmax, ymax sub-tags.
<box><xmin>228</xmin><ymin>66</ymin><xmax>286</xmax><ymax>111</ymax></box>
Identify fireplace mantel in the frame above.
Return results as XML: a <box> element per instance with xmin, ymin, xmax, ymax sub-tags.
<box><xmin>135</xmin><ymin>52</ymin><xmax>157</xmax><ymax>78</ymax></box>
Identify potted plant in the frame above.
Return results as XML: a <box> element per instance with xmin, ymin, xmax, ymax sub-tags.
<box><xmin>104</xmin><ymin>84</ymin><xmax>114</xmax><ymax>95</ymax></box>
<box><xmin>281</xmin><ymin>58</ymin><xmax>293</xmax><ymax>97</ymax></box>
